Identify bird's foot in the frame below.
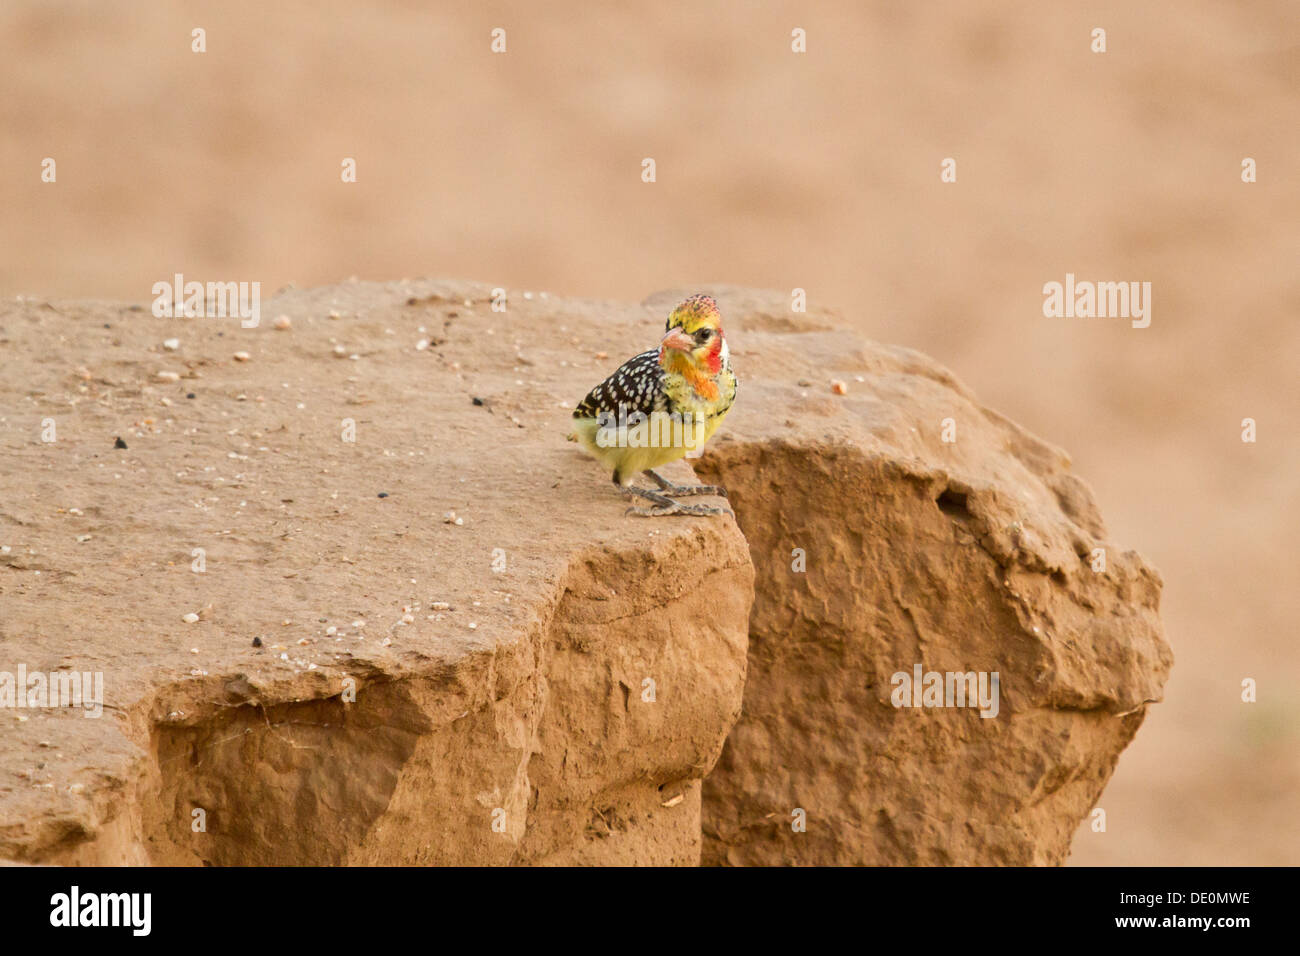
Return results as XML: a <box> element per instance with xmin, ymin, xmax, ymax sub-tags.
<box><xmin>642</xmin><ymin>469</ymin><xmax>728</xmax><ymax>498</ymax></box>
<box><xmin>623</xmin><ymin>482</ymin><xmax>732</xmax><ymax>517</ymax></box>
<box><xmin>625</xmin><ymin>502</ymin><xmax>732</xmax><ymax>518</ymax></box>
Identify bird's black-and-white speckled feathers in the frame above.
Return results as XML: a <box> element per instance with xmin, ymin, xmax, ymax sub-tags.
<box><xmin>573</xmin><ymin>347</ymin><xmax>738</xmax><ymax>425</ymax></box>
<box><xmin>572</xmin><ymin>348</ymin><xmax>669</xmax><ymax>420</ymax></box>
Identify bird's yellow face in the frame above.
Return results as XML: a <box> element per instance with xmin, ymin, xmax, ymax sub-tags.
<box><xmin>660</xmin><ymin>294</ymin><xmax>727</xmax><ymax>380</ymax></box>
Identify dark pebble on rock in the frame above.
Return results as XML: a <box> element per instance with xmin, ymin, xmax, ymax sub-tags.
<box><xmin>252</xmin><ymin>637</ymin><xmax>262</xmax><ymax>647</ymax></box>
<box><xmin>114</xmin><ymin>437</ymin><xmax>127</xmax><ymax>449</ymax></box>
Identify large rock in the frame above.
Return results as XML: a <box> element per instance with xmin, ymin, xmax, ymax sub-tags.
<box><xmin>0</xmin><ymin>281</ymin><xmax>1170</xmax><ymax>865</ymax></box>
<box><xmin>676</xmin><ymin>288</ymin><xmax>1173</xmax><ymax>865</ymax></box>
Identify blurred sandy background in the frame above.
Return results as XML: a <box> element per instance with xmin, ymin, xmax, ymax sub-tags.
<box><xmin>2</xmin><ymin>1</ymin><xmax>1296</xmax><ymax>864</ymax></box>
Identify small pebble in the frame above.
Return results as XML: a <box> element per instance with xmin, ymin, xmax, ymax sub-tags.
<box><xmin>182</xmin><ymin>612</ymin><xmax>199</xmax><ymax>624</ymax></box>
<box><xmin>831</xmin><ymin>380</ymin><xmax>848</xmax><ymax>395</ymax></box>
<box><xmin>273</xmin><ymin>315</ymin><xmax>292</xmax><ymax>330</ymax></box>
<box><xmin>252</xmin><ymin>637</ymin><xmax>263</xmax><ymax>647</ymax></box>
<box><xmin>377</xmin><ymin>492</ymin><xmax>389</xmax><ymax>498</ymax></box>
<box><xmin>233</xmin><ymin>351</ymin><xmax>251</xmax><ymax>362</ymax></box>
<box><xmin>163</xmin><ymin>338</ymin><xmax>180</xmax><ymax>351</ymax></box>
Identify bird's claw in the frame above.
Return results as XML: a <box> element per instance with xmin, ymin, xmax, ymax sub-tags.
<box><xmin>662</xmin><ymin>483</ymin><xmax>727</xmax><ymax>498</ymax></box>
<box><xmin>625</xmin><ymin>502</ymin><xmax>732</xmax><ymax>518</ymax></box>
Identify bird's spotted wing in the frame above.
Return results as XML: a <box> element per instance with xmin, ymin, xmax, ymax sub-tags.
<box><xmin>573</xmin><ymin>349</ymin><xmax>667</xmax><ymax>420</ymax></box>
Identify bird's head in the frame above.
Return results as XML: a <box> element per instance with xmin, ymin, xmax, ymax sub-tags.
<box><xmin>659</xmin><ymin>294</ymin><xmax>727</xmax><ymax>378</ymax></box>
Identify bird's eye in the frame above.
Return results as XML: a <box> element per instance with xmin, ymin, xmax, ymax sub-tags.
<box><xmin>697</xmin><ymin>329</ymin><xmax>713</xmax><ymax>342</ymax></box>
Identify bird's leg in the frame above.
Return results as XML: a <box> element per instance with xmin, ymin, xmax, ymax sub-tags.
<box><xmin>623</xmin><ymin>483</ymin><xmax>730</xmax><ymax>518</ymax></box>
<box><xmin>642</xmin><ymin>469</ymin><xmax>728</xmax><ymax>499</ymax></box>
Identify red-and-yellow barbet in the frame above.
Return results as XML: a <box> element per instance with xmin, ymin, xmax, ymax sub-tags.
<box><xmin>571</xmin><ymin>294</ymin><xmax>737</xmax><ymax>516</ymax></box>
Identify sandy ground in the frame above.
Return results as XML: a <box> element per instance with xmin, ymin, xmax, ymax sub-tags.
<box><xmin>1</xmin><ymin>0</ymin><xmax>1296</xmax><ymax>864</ymax></box>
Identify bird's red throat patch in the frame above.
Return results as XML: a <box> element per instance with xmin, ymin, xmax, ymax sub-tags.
<box><xmin>662</xmin><ymin>344</ymin><xmax>722</xmax><ymax>400</ymax></box>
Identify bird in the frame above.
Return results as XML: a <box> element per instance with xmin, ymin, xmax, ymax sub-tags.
<box><xmin>570</xmin><ymin>293</ymin><xmax>737</xmax><ymax>517</ymax></box>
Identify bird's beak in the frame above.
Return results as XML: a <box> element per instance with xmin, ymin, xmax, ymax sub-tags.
<box><xmin>661</xmin><ymin>327</ymin><xmax>696</xmax><ymax>353</ymax></box>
